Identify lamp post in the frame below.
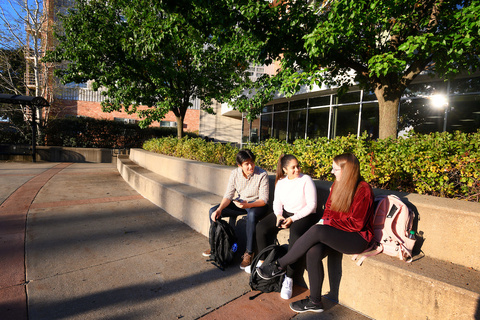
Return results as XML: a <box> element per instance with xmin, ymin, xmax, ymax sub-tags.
<box><xmin>29</xmin><ymin>97</ymin><xmax>48</xmax><ymax>163</ymax></box>
<box><xmin>30</xmin><ymin>104</ymin><xmax>38</xmax><ymax>162</ymax></box>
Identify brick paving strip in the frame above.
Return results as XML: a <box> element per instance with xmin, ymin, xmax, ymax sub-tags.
<box><xmin>0</xmin><ymin>163</ymin><xmax>72</xmax><ymax>320</ymax></box>
<box><xmin>0</xmin><ymin>163</ymin><xmax>144</xmax><ymax>320</ymax></box>
<box><xmin>199</xmin><ymin>287</ymin><xmax>309</xmax><ymax>320</ymax></box>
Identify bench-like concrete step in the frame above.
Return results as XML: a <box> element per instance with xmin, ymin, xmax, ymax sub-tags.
<box><xmin>117</xmin><ymin>155</ymin><xmax>480</xmax><ymax>320</ymax></box>
<box><xmin>117</xmin><ymin>157</ymin><xmax>219</xmax><ymax>236</ymax></box>
<box><xmin>330</xmin><ymin>252</ymin><xmax>480</xmax><ymax>320</ymax></box>
<box><xmin>128</xmin><ymin>149</ymin><xmax>480</xmax><ymax>272</ymax></box>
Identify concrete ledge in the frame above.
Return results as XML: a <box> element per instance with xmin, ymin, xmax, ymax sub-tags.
<box><xmin>117</xmin><ymin>151</ymin><xmax>480</xmax><ymax>320</ymax></box>
<box><xmin>117</xmin><ymin>157</ymin><xmax>216</xmax><ymax>236</ymax></box>
<box><xmin>129</xmin><ymin>148</ymin><xmax>232</xmax><ymax>197</ymax></box>
<box><xmin>37</xmin><ymin>146</ymin><xmax>123</xmax><ymax>163</ymax></box>
<box><xmin>0</xmin><ymin>145</ymin><xmax>128</xmax><ymax>163</ymax></box>
<box><xmin>118</xmin><ymin>155</ymin><xmax>291</xmax><ymax>240</ymax></box>
<box><xmin>128</xmin><ymin>148</ymin><xmax>480</xmax><ymax>270</ymax></box>
<box><xmin>325</xmin><ymin>253</ymin><xmax>480</xmax><ymax>320</ymax></box>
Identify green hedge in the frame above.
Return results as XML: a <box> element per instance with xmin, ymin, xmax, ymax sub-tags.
<box><xmin>143</xmin><ymin>131</ymin><xmax>480</xmax><ymax>202</ymax></box>
<box><xmin>0</xmin><ymin>121</ymin><xmax>31</xmax><ymax>145</ymax></box>
<box><xmin>143</xmin><ymin>136</ymin><xmax>238</xmax><ymax>166</ymax></box>
<box><xmin>43</xmin><ymin>117</ymin><xmax>198</xmax><ymax>148</ymax></box>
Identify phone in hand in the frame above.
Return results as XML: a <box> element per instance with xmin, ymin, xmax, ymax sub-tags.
<box><xmin>277</xmin><ymin>219</ymin><xmax>284</xmax><ymax>228</ymax></box>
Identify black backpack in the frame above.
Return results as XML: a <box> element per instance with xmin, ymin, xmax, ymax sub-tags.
<box><xmin>249</xmin><ymin>242</ymin><xmax>288</xmax><ymax>294</ymax></box>
<box><xmin>207</xmin><ymin>219</ymin><xmax>238</xmax><ymax>270</ymax></box>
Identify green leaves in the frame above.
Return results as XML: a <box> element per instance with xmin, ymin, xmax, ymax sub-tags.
<box><xmin>44</xmin><ymin>0</ymin><xmax>255</xmax><ymax>138</ymax></box>
<box><xmin>145</xmin><ymin>130</ymin><xmax>480</xmax><ymax>202</ymax></box>
<box><xmin>229</xmin><ymin>0</ymin><xmax>480</xmax><ymax>138</ymax></box>
<box><xmin>143</xmin><ymin>136</ymin><xmax>238</xmax><ymax>166</ymax></box>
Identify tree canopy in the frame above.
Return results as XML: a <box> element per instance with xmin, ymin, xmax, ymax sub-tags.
<box><xmin>229</xmin><ymin>0</ymin><xmax>480</xmax><ymax>139</ymax></box>
<box><xmin>44</xmin><ymin>0</ymin><xmax>480</xmax><ymax>139</ymax></box>
<box><xmin>0</xmin><ymin>47</ymin><xmax>25</xmax><ymax>95</ymax></box>
<box><xmin>0</xmin><ymin>48</ymin><xmax>27</xmax><ymax>136</ymax></box>
<box><xmin>1</xmin><ymin>0</ymin><xmax>48</xmax><ymax>138</ymax></box>
<box><xmin>44</xmin><ymin>0</ymin><xmax>256</xmax><ymax>137</ymax></box>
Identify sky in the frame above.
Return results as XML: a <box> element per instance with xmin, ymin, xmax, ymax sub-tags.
<box><xmin>0</xmin><ymin>0</ymin><xmax>43</xmax><ymax>49</ymax></box>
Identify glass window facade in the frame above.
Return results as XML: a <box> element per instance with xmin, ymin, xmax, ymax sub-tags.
<box><xmin>450</xmin><ymin>77</ymin><xmax>480</xmax><ymax>94</ymax></box>
<box><xmin>446</xmin><ymin>94</ymin><xmax>480</xmax><ymax>133</ymax></box>
<box><xmin>250</xmin><ymin>118</ymin><xmax>260</xmax><ymax>143</ymax></box>
<box><xmin>274</xmin><ymin>102</ymin><xmax>289</xmax><ymax>112</ymax></box>
<box><xmin>272</xmin><ymin>112</ymin><xmax>288</xmax><ymax>141</ymax></box>
<box><xmin>290</xmin><ymin>99</ymin><xmax>307</xmax><ymax>110</ymax></box>
<box><xmin>360</xmin><ymin>102</ymin><xmax>379</xmax><ymax>139</ymax></box>
<box><xmin>288</xmin><ymin>110</ymin><xmax>307</xmax><ymax>141</ymax></box>
<box><xmin>309</xmin><ymin>96</ymin><xmax>330</xmax><ymax>107</ymax></box>
<box><xmin>307</xmin><ymin>107</ymin><xmax>330</xmax><ymax>139</ymax></box>
<box><xmin>336</xmin><ymin>91</ymin><xmax>361</xmax><ymax>104</ymax></box>
<box><xmin>398</xmin><ymin>97</ymin><xmax>445</xmax><ymax>134</ymax></box>
<box><xmin>331</xmin><ymin>104</ymin><xmax>360</xmax><ymax>138</ymax></box>
<box><xmin>241</xmin><ymin>76</ymin><xmax>480</xmax><ymax>144</ymax></box>
<box><xmin>260</xmin><ymin>113</ymin><xmax>273</xmax><ymax>140</ymax></box>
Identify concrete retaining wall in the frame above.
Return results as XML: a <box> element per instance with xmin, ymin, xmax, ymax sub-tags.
<box><xmin>0</xmin><ymin>145</ymin><xmax>127</xmax><ymax>163</ymax></box>
<box><xmin>118</xmin><ymin>148</ymin><xmax>480</xmax><ymax>320</ymax></box>
<box><xmin>128</xmin><ymin>148</ymin><xmax>480</xmax><ymax>270</ymax></box>
<box><xmin>129</xmin><ymin>147</ymin><xmax>232</xmax><ymax>198</ymax></box>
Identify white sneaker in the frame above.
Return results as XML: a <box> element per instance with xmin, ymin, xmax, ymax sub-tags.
<box><xmin>245</xmin><ymin>260</ymin><xmax>263</xmax><ymax>274</ymax></box>
<box><xmin>280</xmin><ymin>276</ymin><xmax>293</xmax><ymax>300</ymax></box>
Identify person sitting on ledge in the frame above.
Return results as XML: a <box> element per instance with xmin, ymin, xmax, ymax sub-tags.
<box><xmin>252</xmin><ymin>154</ymin><xmax>318</xmax><ymax>300</ymax></box>
<box><xmin>202</xmin><ymin>149</ymin><xmax>269</xmax><ymax>271</ymax></box>
<box><xmin>257</xmin><ymin>153</ymin><xmax>375</xmax><ymax>314</ymax></box>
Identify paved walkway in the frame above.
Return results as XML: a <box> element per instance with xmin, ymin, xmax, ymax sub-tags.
<box><xmin>0</xmin><ymin>162</ymin><xmax>370</xmax><ymax>320</ymax></box>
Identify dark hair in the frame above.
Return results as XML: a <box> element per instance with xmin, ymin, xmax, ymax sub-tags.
<box><xmin>236</xmin><ymin>149</ymin><xmax>256</xmax><ymax>166</ymax></box>
<box><xmin>330</xmin><ymin>153</ymin><xmax>361</xmax><ymax>213</ymax></box>
<box><xmin>275</xmin><ymin>154</ymin><xmax>298</xmax><ymax>185</ymax></box>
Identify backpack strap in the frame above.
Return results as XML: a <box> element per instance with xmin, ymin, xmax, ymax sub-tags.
<box><xmin>352</xmin><ymin>242</ymin><xmax>383</xmax><ymax>266</ymax></box>
<box><xmin>208</xmin><ymin>220</ymin><xmax>217</xmax><ymax>257</ymax></box>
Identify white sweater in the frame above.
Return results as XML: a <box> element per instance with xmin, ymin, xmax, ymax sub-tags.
<box><xmin>273</xmin><ymin>174</ymin><xmax>317</xmax><ymax>222</ymax></box>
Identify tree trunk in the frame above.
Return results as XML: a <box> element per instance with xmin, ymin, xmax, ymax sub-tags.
<box><xmin>375</xmin><ymin>85</ymin><xmax>401</xmax><ymax>139</ymax></box>
<box><xmin>176</xmin><ymin>114</ymin><xmax>185</xmax><ymax>138</ymax></box>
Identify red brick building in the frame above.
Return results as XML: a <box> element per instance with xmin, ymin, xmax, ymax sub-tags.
<box><xmin>42</xmin><ymin>0</ymin><xmax>200</xmax><ymax>132</ymax></box>
<box><xmin>51</xmin><ymin>98</ymin><xmax>200</xmax><ymax>131</ymax></box>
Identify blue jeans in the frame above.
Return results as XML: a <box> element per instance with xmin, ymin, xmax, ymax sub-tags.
<box><xmin>209</xmin><ymin>201</ymin><xmax>269</xmax><ymax>253</ymax></box>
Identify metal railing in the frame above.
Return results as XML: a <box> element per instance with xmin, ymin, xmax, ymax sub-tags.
<box><xmin>55</xmin><ymin>87</ymin><xmax>202</xmax><ymax>110</ymax></box>
<box><xmin>54</xmin><ymin>87</ymin><xmax>107</xmax><ymax>102</ymax></box>
<box><xmin>25</xmin><ymin>73</ymin><xmax>44</xmax><ymax>88</ymax></box>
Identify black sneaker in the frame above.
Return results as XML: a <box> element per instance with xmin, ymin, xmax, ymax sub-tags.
<box><xmin>257</xmin><ymin>260</ymin><xmax>286</xmax><ymax>280</ymax></box>
<box><xmin>289</xmin><ymin>297</ymin><xmax>324</xmax><ymax>313</ymax></box>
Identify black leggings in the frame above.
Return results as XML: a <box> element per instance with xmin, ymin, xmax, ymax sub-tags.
<box><xmin>277</xmin><ymin>224</ymin><xmax>369</xmax><ymax>304</ymax></box>
<box><xmin>256</xmin><ymin>211</ymin><xmax>319</xmax><ymax>277</ymax></box>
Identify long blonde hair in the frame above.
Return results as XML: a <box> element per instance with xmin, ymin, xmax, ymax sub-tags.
<box><xmin>330</xmin><ymin>153</ymin><xmax>361</xmax><ymax>213</ymax></box>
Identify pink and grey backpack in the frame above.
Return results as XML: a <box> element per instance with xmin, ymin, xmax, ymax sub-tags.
<box><xmin>353</xmin><ymin>195</ymin><xmax>416</xmax><ymax>266</ymax></box>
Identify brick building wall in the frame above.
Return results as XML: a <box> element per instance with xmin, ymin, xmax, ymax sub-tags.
<box><xmin>50</xmin><ymin>99</ymin><xmax>200</xmax><ymax>132</ymax></box>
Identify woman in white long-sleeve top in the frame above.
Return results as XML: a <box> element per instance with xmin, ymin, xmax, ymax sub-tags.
<box><xmin>253</xmin><ymin>154</ymin><xmax>319</xmax><ymax>299</ymax></box>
